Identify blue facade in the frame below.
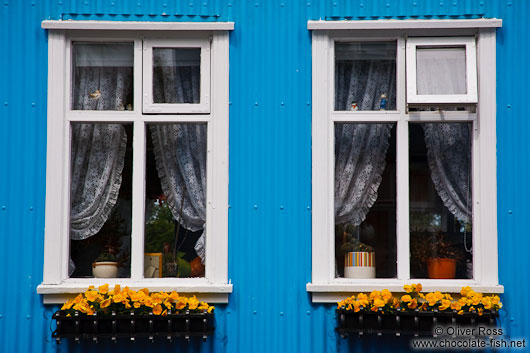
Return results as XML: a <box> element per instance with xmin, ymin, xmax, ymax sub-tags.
<box><xmin>0</xmin><ymin>0</ymin><xmax>528</xmax><ymax>352</ymax></box>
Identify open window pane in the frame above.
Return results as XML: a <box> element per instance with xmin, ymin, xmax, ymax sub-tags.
<box><xmin>69</xmin><ymin>123</ymin><xmax>132</xmax><ymax>278</ymax></box>
<box><xmin>335</xmin><ymin>41</ymin><xmax>396</xmax><ymax>111</ymax></box>
<box><xmin>71</xmin><ymin>43</ymin><xmax>134</xmax><ymax>111</ymax></box>
<box><xmin>153</xmin><ymin>48</ymin><xmax>201</xmax><ymax>104</ymax></box>
<box><xmin>409</xmin><ymin>123</ymin><xmax>473</xmax><ymax>280</ymax></box>
<box><xmin>335</xmin><ymin>123</ymin><xmax>397</xmax><ymax>279</ymax></box>
<box><xmin>416</xmin><ymin>47</ymin><xmax>467</xmax><ymax>95</ymax></box>
<box><xmin>144</xmin><ymin>123</ymin><xmax>207</xmax><ymax>278</ymax></box>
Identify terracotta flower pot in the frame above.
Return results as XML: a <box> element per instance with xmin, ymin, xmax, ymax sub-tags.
<box><xmin>427</xmin><ymin>258</ymin><xmax>456</xmax><ymax>279</ymax></box>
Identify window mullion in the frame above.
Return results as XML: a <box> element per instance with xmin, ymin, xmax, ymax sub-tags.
<box><xmin>396</xmin><ymin>119</ymin><xmax>410</xmax><ymax>280</ymax></box>
<box><xmin>130</xmin><ymin>121</ymin><xmax>146</xmax><ymax>281</ymax></box>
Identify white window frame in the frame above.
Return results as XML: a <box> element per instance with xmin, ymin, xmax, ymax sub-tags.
<box><xmin>143</xmin><ymin>37</ymin><xmax>211</xmax><ymax>114</ymax></box>
<box><xmin>406</xmin><ymin>36</ymin><xmax>478</xmax><ymax>104</ymax></box>
<box><xmin>38</xmin><ymin>21</ymin><xmax>233</xmax><ymax>304</ymax></box>
<box><xmin>307</xmin><ymin>19</ymin><xmax>503</xmax><ymax>303</ymax></box>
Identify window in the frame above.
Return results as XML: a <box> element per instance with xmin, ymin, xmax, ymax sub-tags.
<box><xmin>38</xmin><ymin>21</ymin><xmax>232</xmax><ymax>304</ymax></box>
<box><xmin>308</xmin><ymin>19</ymin><xmax>503</xmax><ymax>302</ymax></box>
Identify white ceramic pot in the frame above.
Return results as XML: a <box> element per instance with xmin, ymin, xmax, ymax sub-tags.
<box><xmin>92</xmin><ymin>261</ymin><xmax>119</xmax><ymax>278</ymax></box>
<box><xmin>344</xmin><ymin>251</ymin><xmax>376</xmax><ymax>279</ymax></box>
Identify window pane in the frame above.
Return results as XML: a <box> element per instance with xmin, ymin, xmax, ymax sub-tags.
<box><xmin>335</xmin><ymin>123</ymin><xmax>396</xmax><ymax>279</ymax></box>
<box><xmin>145</xmin><ymin>123</ymin><xmax>207</xmax><ymax>278</ymax></box>
<box><xmin>335</xmin><ymin>42</ymin><xmax>396</xmax><ymax>111</ymax></box>
<box><xmin>153</xmin><ymin>48</ymin><xmax>201</xmax><ymax>104</ymax></box>
<box><xmin>416</xmin><ymin>47</ymin><xmax>467</xmax><ymax>95</ymax></box>
<box><xmin>71</xmin><ymin>43</ymin><xmax>134</xmax><ymax>111</ymax></box>
<box><xmin>409</xmin><ymin>123</ymin><xmax>473</xmax><ymax>279</ymax></box>
<box><xmin>69</xmin><ymin>123</ymin><xmax>132</xmax><ymax>278</ymax></box>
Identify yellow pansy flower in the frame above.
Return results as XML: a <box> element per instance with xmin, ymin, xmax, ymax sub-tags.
<box><xmin>381</xmin><ymin>289</ymin><xmax>392</xmax><ymax>302</ymax></box>
<box><xmin>408</xmin><ymin>299</ymin><xmax>418</xmax><ymax>310</ymax></box>
<box><xmin>369</xmin><ymin>290</ymin><xmax>381</xmax><ymax>300</ymax></box>
<box><xmin>100</xmin><ymin>298</ymin><xmax>111</xmax><ymax>308</ymax></box>
<box><xmin>439</xmin><ymin>299</ymin><xmax>451</xmax><ymax>311</ymax></box>
<box><xmin>153</xmin><ymin>304</ymin><xmax>163</xmax><ymax>315</ymax></box>
<box><xmin>61</xmin><ymin>300</ymin><xmax>74</xmax><ymax>310</ymax></box>
<box><xmin>207</xmin><ymin>306</ymin><xmax>215</xmax><ymax>314</ymax></box>
<box><xmin>113</xmin><ymin>294</ymin><xmax>124</xmax><ymax>303</ymax></box>
<box><xmin>401</xmin><ymin>295</ymin><xmax>412</xmax><ymax>303</ymax></box>
<box><xmin>460</xmin><ymin>286</ymin><xmax>472</xmax><ymax>297</ymax></box>
<box><xmin>403</xmin><ymin>285</ymin><xmax>413</xmax><ymax>293</ymax></box>
<box><xmin>98</xmin><ymin>284</ymin><xmax>109</xmax><ymax>295</ymax></box>
<box><xmin>73</xmin><ymin>294</ymin><xmax>84</xmax><ymax>304</ymax></box>
<box><xmin>188</xmin><ymin>296</ymin><xmax>199</xmax><ymax>310</ymax></box>
<box><xmin>169</xmin><ymin>291</ymin><xmax>180</xmax><ymax>301</ymax></box>
<box><xmin>414</xmin><ymin>283</ymin><xmax>422</xmax><ymax>293</ymax></box>
<box><xmin>85</xmin><ymin>290</ymin><xmax>99</xmax><ymax>302</ymax></box>
<box><xmin>176</xmin><ymin>297</ymin><xmax>188</xmax><ymax>310</ymax></box>
<box><xmin>133</xmin><ymin>302</ymin><xmax>141</xmax><ymax>309</ymax></box>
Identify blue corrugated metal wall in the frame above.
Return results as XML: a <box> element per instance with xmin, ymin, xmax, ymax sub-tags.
<box><xmin>0</xmin><ymin>0</ymin><xmax>528</xmax><ymax>352</ymax></box>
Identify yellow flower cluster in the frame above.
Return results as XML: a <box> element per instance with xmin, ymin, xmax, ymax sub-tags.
<box><xmin>338</xmin><ymin>284</ymin><xmax>502</xmax><ymax>316</ymax></box>
<box><xmin>61</xmin><ymin>284</ymin><xmax>214</xmax><ymax>317</ymax></box>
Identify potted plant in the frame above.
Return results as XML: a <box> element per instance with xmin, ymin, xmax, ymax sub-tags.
<box><xmin>338</xmin><ymin>224</ymin><xmax>376</xmax><ymax>279</ymax></box>
<box><xmin>92</xmin><ymin>209</ymin><xmax>129</xmax><ymax>278</ymax></box>
<box><xmin>410</xmin><ymin>230</ymin><xmax>463</xmax><ymax>279</ymax></box>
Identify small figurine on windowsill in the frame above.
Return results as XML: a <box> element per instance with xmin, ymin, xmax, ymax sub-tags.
<box><xmin>379</xmin><ymin>93</ymin><xmax>387</xmax><ymax>111</ymax></box>
<box><xmin>350</xmin><ymin>101</ymin><xmax>359</xmax><ymax>111</ymax></box>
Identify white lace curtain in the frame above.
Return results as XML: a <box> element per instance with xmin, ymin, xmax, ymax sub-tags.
<box><xmin>70</xmin><ymin>60</ymin><xmax>132</xmax><ymax>240</ymax></box>
<box><xmin>334</xmin><ymin>61</ymin><xmax>472</xmax><ymax>226</ymax></box>
<box><xmin>151</xmin><ymin>54</ymin><xmax>207</xmax><ymax>261</ymax></box>
<box><xmin>423</xmin><ymin>124</ymin><xmax>472</xmax><ymax>223</ymax></box>
<box><xmin>334</xmin><ymin>60</ymin><xmax>394</xmax><ymax>226</ymax></box>
<box><xmin>69</xmin><ymin>65</ymin><xmax>131</xmax><ymax>274</ymax></box>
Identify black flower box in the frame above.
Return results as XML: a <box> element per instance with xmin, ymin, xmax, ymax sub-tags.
<box><xmin>336</xmin><ymin>309</ymin><xmax>498</xmax><ymax>337</ymax></box>
<box><xmin>52</xmin><ymin>310</ymin><xmax>214</xmax><ymax>343</ymax></box>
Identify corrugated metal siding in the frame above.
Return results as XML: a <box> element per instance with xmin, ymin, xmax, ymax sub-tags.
<box><xmin>0</xmin><ymin>0</ymin><xmax>528</xmax><ymax>352</ymax></box>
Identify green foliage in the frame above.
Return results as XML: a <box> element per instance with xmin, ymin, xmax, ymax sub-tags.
<box><xmin>145</xmin><ymin>201</ymin><xmax>176</xmax><ymax>253</ymax></box>
<box><xmin>145</xmin><ymin>201</ymin><xmax>191</xmax><ymax>278</ymax></box>
<box><xmin>94</xmin><ymin>252</ymin><xmax>117</xmax><ymax>262</ymax></box>
<box><xmin>335</xmin><ymin>223</ymin><xmax>375</xmax><ymax>254</ymax></box>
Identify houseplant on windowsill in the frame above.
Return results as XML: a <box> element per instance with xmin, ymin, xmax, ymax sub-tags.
<box><xmin>411</xmin><ymin>230</ymin><xmax>464</xmax><ymax>279</ymax></box>
<box><xmin>338</xmin><ymin>224</ymin><xmax>376</xmax><ymax>279</ymax></box>
<box><xmin>92</xmin><ymin>209</ymin><xmax>129</xmax><ymax>278</ymax></box>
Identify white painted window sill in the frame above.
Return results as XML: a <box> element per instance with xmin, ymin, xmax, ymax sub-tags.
<box><xmin>37</xmin><ymin>280</ymin><xmax>232</xmax><ymax>304</ymax></box>
<box><xmin>307</xmin><ymin>280</ymin><xmax>504</xmax><ymax>303</ymax></box>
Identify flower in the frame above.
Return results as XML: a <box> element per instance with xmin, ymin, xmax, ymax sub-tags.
<box><xmin>408</xmin><ymin>299</ymin><xmax>418</xmax><ymax>309</ymax></box>
<box><xmin>176</xmin><ymin>297</ymin><xmax>188</xmax><ymax>310</ymax></box>
<box><xmin>439</xmin><ymin>299</ymin><xmax>451</xmax><ymax>311</ymax></box>
<box><xmin>207</xmin><ymin>306</ymin><xmax>215</xmax><ymax>314</ymax></box>
<box><xmin>381</xmin><ymin>289</ymin><xmax>392</xmax><ymax>302</ymax></box>
<box><xmin>404</xmin><ymin>285</ymin><xmax>413</xmax><ymax>293</ymax></box>
<box><xmin>188</xmin><ymin>296</ymin><xmax>199</xmax><ymax>310</ymax></box>
<box><xmin>100</xmin><ymin>298</ymin><xmax>111</xmax><ymax>309</ymax></box>
<box><xmin>98</xmin><ymin>284</ymin><xmax>109</xmax><ymax>294</ymax></box>
<box><xmin>85</xmin><ymin>290</ymin><xmax>99</xmax><ymax>302</ymax></box>
<box><xmin>401</xmin><ymin>295</ymin><xmax>412</xmax><ymax>303</ymax></box>
<box><xmin>153</xmin><ymin>304</ymin><xmax>163</xmax><ymax>315</ymax></box>
<box><xmin>113</xmin><ymin>294</ymin><xmax>123</xmax><ymax>303</ymax></box>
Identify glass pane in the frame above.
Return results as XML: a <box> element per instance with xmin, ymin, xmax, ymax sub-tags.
<box><xmin>70</xmin><ymin>123</ymin><xmax>132</xmax><ymax>278</ymax></box>
<box><xmin>335</xmin><ymin>123</ymin><xmax>396</xmax><ymax>279</ymax></box>
<box><xmin>335</xmin><ymin>41</ymin><xmax>396</xmax><ymax>111</ymax></box>
<box><xmin>416</xmin><ymin>47</ymin><xmax>467</xmax><ymax>95</ymax></box>
<box><xmin>409</xmin><ymin>123</ymin><xmax>473</xmax><ymax>279</ymax></box>
<box><xmin>153</xmin><ymin>48</ymin><xmax>201</xmax><ymax>104</ymax></box>
<box><xmin>71</xmin><ymin>43</ymin><xmax>134</xmax><ymax>111</ymax></box>
<box><xmin>145</xmin><ymin>123</ymin><xmax>207</xmax><ymax>278</ymax></box>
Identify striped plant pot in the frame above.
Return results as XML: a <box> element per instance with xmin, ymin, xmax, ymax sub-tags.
<box><xmin>344</xmin><ymin>251</ymin><xmax>376</xmax><ymax>279</ymax></box>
